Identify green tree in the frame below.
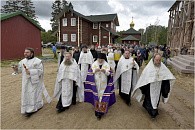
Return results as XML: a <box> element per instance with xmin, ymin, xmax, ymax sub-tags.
<box><xmin>138</xmin><ymin>28</ymin><xmax>145</xmax><ymax>44</ymax></box>
<box><xmin>20</xmin><ymin>0</ymin><xmax>40</xmax><ymax>25</ymax></box>
<box><xmin>50</xmin><ymin>0</ymin><xmax>62</xmax><ymax>33</ymax></box>
<box><xmin>61</xmin><ymin>0</ymin><xmax>68</xmax><ymax>7</ymax></box>
<box><xmin>1</xmin><ymin>0</ymin><xmax>21</xmax><ymax>13</ymax></box>
<box><xmin>143</xmin><ymin>25</ymin><xmax>167</xmax><ymax>45</ymax></box>
<box><xmin>145</xmin><ymin>25</ymin><xmax>156</xmax><ymax>43</ymax></box>
<box><xmin>41</xmin><ymin>30</ymin><xmax>57</xmax><ymax>44</ymax></box>
<box><xmin>1</xmin><ymin>0</ymin><xmax>40</xmax><ymax>25</ymax></box>
<box><xmin>20</xmin><ymin>0</ymin><xmax>36</xmax><ymax>20</ymax></box>
<box><xmin>158</xmin><ymin>27</ymin><xmax>168</xmax><ymax>45</ymax></box>
<box><xmin>115</xmin><ymin>31</ymin><xmax>123</xmax><ymax>44</ymax></box>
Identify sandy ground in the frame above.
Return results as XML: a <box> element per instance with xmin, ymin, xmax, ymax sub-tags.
<box><xmin>1</xmin><ymin>60</ymin><xmax>194</xmax><ymax>129</ymax></box>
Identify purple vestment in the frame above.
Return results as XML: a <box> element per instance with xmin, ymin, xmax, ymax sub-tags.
<box><xmin>84</xmin><ymin>69</ymin><xmax>116</xmax><ymax>114</ymax></box>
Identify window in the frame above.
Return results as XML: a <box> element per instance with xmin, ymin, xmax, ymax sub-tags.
<box><xmin>103</xmin><ymin>36</ymin><xmax>107</xmax><ymax>38</ymax></box>
<box><xmin>93</xmin><ymin>35</ymin><xmax>98</xmax><ymax>42</ymax></box>
<box><xmin>71</xmin><ymin>18</ymin><xmax>76</xmax><ymax>26</ymax></box>
<box><xmin>71</xmin><ymin>34</ymin><xmax>76</xmax><ymax>42</ymax></box>
<box><xmin>63</xmin><ymin>34</ymin><xmax>68</xmax><ymax>42</ymax></box>
<box><xmin>106</xmin><ymin>24</ymin><xmax>109</xmax><ymax>28</ymax></box>
<box><xmin>93</xmin><ymin>23</ymin><xmax>98</xmax><ymax>29</ymax></box>
<box><xmin>62</xmin><ymin>18</ymin><xmax>67</xmax><ymax>26</ymax></box>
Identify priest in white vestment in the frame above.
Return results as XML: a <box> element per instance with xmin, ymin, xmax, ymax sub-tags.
<box><xmin>132</xmin><ymin>53</ymin><xmax>176</xmax><ymax>118</ymax></box>
<box><xmin>107</xmin><ymin>48</ymin><xmax>116</xmax><ymax>72</ymax></box>
<box><xmin>84</xmin><ymin>53</ymin><xmax>116</xmax><ymax>120</ymax></box>
<box><xmin>12</xmin><ymin>48</ymin><xmax>51</xmax><ymax>117</ymax></box>
<box><xmin>78</xmin><ymin>45</ymin><xmax>94</xmax><ymax>83</ymax></box>
<box><xmin>114</xmin><ymin>50</ymin><xmax>139</xmax><ymax>106</ymax></box>
<box><xmin>53</xmin><ymin>52</ymin><xmax>84</xmax><ymax>113</ymax></box>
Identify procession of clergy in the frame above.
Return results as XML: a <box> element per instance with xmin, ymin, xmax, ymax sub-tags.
<box><xmin>12</xmin><ymin>45</ymin><xmax>176</xmax><ymax>120</ymax></box>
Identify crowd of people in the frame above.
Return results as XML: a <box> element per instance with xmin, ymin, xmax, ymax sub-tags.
<box><xmin>66</xmin><ymin>43</ymin><xmax>171</xmax><ymax>67</ymax></box>
<box><xmin>11</xmin><ymin>43</ymin><xmax>175</xmax><ymax>121</ymax></box>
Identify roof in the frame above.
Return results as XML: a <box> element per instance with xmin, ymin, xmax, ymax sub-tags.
<box><xmin>56</xmin><ymin>5</ymin><xmax>119</xmax><ymax>26</ymax></box>
<box><xmin>101</xmin><ymin>26</ymin><xmax>120</xmax><ymax>36</ymax></box>
<box><xmin>121</xmin><ymin>28</ymin><xmax>141</xmax><ymax>35</ymax></box>
<box><xmin>1</xmin><ymin>11</ymin><xmax>44</xmax><ymax>31</ymax></box>
<box><xmin>86</xmin><ymin>14</ymin><xmax>119</xmax><ymax>26</ymax></box>
<box><xmin>56</xmin><ymin>7</ymin><xmax>91</xmax><ymax>22</ymax></box>
<box><xmin>168</xmin><ymin>1</ymin><xmax>181</xmax><ymax>12</ymax></box>
<box><xmin>122</xmin><ymin>35</ymin><xmax>139</xmax><ymax>41</ymax></box>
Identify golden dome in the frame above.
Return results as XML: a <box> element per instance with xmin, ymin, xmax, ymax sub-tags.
<box><xmin>130</xmin><ymin>17</ymin><xmax>134</xmax><ymax>28</ymax></box>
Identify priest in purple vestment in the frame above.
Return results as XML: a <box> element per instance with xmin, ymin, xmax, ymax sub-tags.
<box><xmin>84</xmin><ymin>53</ymin><xmax>116</xmax><ymax>120</ymax></box>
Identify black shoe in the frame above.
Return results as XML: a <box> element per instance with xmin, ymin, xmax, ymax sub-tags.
<box><xmin>151</xmin><ymin>115</ymin><xmax>156</xmax><ymax>119</ymax></box>
<box><xmin>57</xmin><ymin>106</ymin><xmax>69</xmax><ymax>113</ymax></box>
<box><xmin>72</xmin><ymin>101</ymin><xmax>76</xmax><ymax>105</ymax></box>
<box><xmin>25</xmin><ymin>112</ymin><xmax>34</xmax><ymax>117</ymax></box>
<box><xmin>152</xmin><ymin>112</ymin><xmax>159</xmax><ymax>119</ymax></box>
<box><xmin>150</xmin><ymin>111</ymin><xmax>158</xmax><ymax>119</ymax></box>
<box><xmin>57</xmin><ymin>109</ymin><xmax>65</xmax><ymax>113</ymax></box>
<box><xmin>97</xmin><ymin>115</ymin><xmax>101</xmax><ymax>120</ymax></box>
<box><xmin>126</xmin><ymin>101</ymin><xmax>131</xmax><ymax>106</ymax></box>
<box><xmin>142</xmin><ymin>103</ymin><xmax>147</xmax><ymax>109</ymax></box>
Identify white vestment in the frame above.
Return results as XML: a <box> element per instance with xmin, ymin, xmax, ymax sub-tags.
<box><xmin>114</xmin><ymin>56</ymin><xmax>139</xmax><ymax>94</ymax></box>
<box><xmin>18</xmin><ymin>57</ymin><xmax>51</xmax><ymax>114</ymax></box>
<box><xmin>107</xmin><ymin>52</ymin><xmax>116</xmax><ymax>71</ymax></box>
<box><xmin>78</xmin><ymin>51</ymin><xmax>94</xmax><ymax>82</ymax></box>
<box><xmin>53</xmin><ymin>59</ymin><xmax>84</xmax><ymax>107</ymax></box>
<box><xmin>132</xmin><ymin>59</ymin><xmax>176</xmax><ymax>109</ymax></box>
<box><xmin>92</xmin><ymin>60</ymin><xmax>110</xmax><ymax>102</ymax></box>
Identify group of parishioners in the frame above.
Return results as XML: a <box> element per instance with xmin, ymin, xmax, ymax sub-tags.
<box><xmin>12</xmin><ymin>44</ymin><xmax>175</xmax><ymax>120</ymax></box>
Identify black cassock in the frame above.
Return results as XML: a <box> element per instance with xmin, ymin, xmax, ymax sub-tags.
<box><xmin>73</xmin><ymin>51</ymin><xmax>80</xmax><ymax>63</ymax></box>
<box><xmin>140</xmin><ymin>80</ymin><xmax>170</xmax><ymax>118</ymax></box>
<box><xmin>59</xmin><ymin>55</ymin><xmax>64</xmax><ymax>64</ymax></box>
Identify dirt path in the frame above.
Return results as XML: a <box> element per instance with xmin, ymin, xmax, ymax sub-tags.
<box><xmin>1</xmin><ymin>61</ymin><xmax>194</xmax><ymax>129</ymax></box>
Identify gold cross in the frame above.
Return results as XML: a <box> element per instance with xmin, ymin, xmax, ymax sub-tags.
<box><xmin>103</xmin><ymin>65</ymin><xmax>109</xmax><ymax>69</ymax></box>
<box><xmin>93</xmin><ymin>65</ymin><xmax>98</xmax><ymax>69</ymax></box>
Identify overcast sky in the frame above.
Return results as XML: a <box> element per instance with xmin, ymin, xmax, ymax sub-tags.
<box><xmin>1</xmin><ymin>0</ymin><xmax>175</xmax><ymax>31</ymax></box>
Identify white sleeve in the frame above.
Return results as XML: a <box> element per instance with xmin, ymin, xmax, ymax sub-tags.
<box><xmin>105</xmin><ymin>67</ymin><xmax>110</xmax><ymax>76</ymax></box>
<box><xmin>29</xmin><ymin>62</ymin><xmax>44</xmax><ymax>84</ymax></box>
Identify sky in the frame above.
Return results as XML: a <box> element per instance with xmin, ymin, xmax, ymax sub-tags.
<box><xmin>1</xmin><ymin>0</ymin><xmax>175</xmax><ymax>31</ymax></box>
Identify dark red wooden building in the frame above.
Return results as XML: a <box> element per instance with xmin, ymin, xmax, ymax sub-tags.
<box><xmin>1</xmin><ymin>11</ymin><xmax>44</xmax><ymax>60</ymax></box>
<box><xmin>55</xmin><ymin>2</ymin><xmax>119</xmax><ymax>47</ymax></box>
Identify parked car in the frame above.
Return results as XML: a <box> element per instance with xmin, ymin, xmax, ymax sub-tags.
<box><xmin>55</xmin><ymin>42</ymin><xmax>73</xmax><ymax>51</ymax></box>
<box><xmin>55</xmin><ymin>42</ymin><xmax>65</xmax><ymax>49</ymax></box>
<box><xmin>42</xmin><ymin>42</ymin><xmax>53</xmax><ymax>48</ymax></box>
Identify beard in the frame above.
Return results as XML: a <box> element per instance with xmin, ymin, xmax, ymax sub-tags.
<box><xmin>64</xmin><ymin>59</ymin><xmax>73</xmax><ymax>66</ymax></box>
<box><xmin>154</xmin><ymin>62</ymin><xmax>161</xmax><ymax>67</ymax></box>
<box><xmin>125</xmin><ymin>56</ymin><xmax>129</xmax><ymax>59</ymax></box>
<box><xmin>25</xmin><ymin>55</ymin><xmax>34</xmax><ymax>60</ymax></box>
